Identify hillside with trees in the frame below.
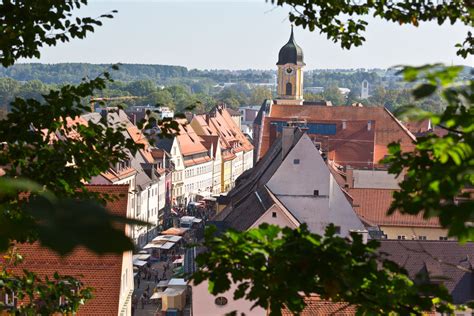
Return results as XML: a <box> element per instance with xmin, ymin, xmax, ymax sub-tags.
<box><xmin>0</xmin><ymin>63</ymin><xmax>465</xmax><ymax>114</ymax></box>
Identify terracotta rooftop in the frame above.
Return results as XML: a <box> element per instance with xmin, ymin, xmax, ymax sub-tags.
<box><xmin>11</xmin><ymin>185</ymin><xmax>129</xmax><ymax>315</ymax></box>
<box><xmin>126</xmin><ymin>125</ymin><xmax>154</xmax><ymax>163</ymax></box>
<box><xmin>257</xmin><ymin>104</ymin><xmax>415</xmax><ymax>165</ymax></box>
<box><xmin>176</xmin><ymin>120</ymin><xmax>209</xmax><ymax>157</ymax></box>
<box><xmin>280</xmin><ymin>295</ymin><xmax>356</xmax><ymax>316</ymax></box>
<box><xmin>348</xmin><ymin>188</ymin><xmax>441</xmax><ymax>228</ymax></box>
<box><xmin>101</xmin><ymin>166</ymin><xmax>137</xmax><ymax>183</ymax></box>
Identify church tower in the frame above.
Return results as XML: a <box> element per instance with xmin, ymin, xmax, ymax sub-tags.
<box><xmin>276</xmin><ymin>26</ymin><xmax>305</xmax><ymax>105</ymax></box>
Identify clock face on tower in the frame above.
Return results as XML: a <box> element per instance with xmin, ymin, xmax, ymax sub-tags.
<box><xmin>286</xmin><ymin>67</ymin><xmax>293</xmax><ymax>74</ymax></box>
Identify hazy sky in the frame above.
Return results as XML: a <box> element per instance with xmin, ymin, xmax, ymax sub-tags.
<box><xmin>25</xmin><ymin>0</ymin><xmax>472</xmax><ymax>70</ymax></box>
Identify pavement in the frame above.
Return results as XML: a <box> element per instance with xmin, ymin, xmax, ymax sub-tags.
<box><xmin>132</xmin><ymin>259</ymin><xmax>174</xmax><ymax>316</ymax></box>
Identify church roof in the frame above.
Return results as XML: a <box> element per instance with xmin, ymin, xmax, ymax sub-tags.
<box><xmin>277</xmin><ymin>26</ymin><xmax>305</xmax><ymax>66</ymax></box>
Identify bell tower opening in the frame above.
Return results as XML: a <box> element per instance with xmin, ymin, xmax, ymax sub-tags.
<box><xmin>286</xmin><ymin>82</ymin><xmax>292</xmax><ymax>96</ymax></box>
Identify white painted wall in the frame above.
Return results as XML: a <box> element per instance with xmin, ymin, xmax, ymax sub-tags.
<box><xmin>267</xmin><ymin>134</ymin><xmax>364</xmax><ymax>237</ymax></box>
<box><xmin>192</xmin><ymin>280</ymin><xmax>266</xmax><ymax>316</ymax></box>
<box><xmin>352</xmin><ymin>169</ymin><xmax>400</xmax><ymax>189</ymax></box>
<box><xmin>250</xmin><ymin>204</ymin><xmax>298</xmax><ymax>229</ymax></box>
<box><xmin>183</xmin><ymin>160</ymin><xmax>214</xmax><ymax>201</ymax></box>
<box><xmin>118</xmin><ymin>250</ymin><xmax>133</xmax><ymax>316</ymax></box>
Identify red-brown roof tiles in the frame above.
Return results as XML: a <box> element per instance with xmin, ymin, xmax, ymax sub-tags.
<box><xmin>260</xmin><ymin>104</ymin><xmax>415</xmax><ymax>164</ymax></box>
<box><xmin>280</xmin><ymin>295</ymin><xmax>356</xmax><ymax>316</ymax></box>
<box><xmin>126</xmin><ymin>125</ymin><xmax>154</xmax><ymax>163</ymax></box>
<box><xmin>176</xmin><ymin>120</ymin><xmax>209</xmax><ymax>157</ymax></box>
<box><xmin>349</xmin><ymin>188</ymin><xmax>440</xmax><ymax>227</ymax></box>
<box><xmin>11</xmin><ymin>185</ymin><xmax>129</xmax><ymax>315</ymax></box>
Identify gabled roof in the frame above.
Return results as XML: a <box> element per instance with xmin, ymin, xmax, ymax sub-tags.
<box><xmin>176</xmin><ymin>120</ymin><xmax>209</xmax><ymax>157</ymax></box>
<box><xmin>11</xmin><ymin>185</ymin><xmax>129</xmax><ymax>315</ymax></box>
<box><xmin>218</xmin><ymin>185</ymin><xmax>276</xmax><ymax>231</ymax></box>
<box><xmin>126</xmin><ymin>125</ymin><xmax>154</xmax><ymax>164</ymax></box>
<box><xmin>214</xmin><ymin>128</ymin><xmax>305</xmax><ymax>230</ymax></box>
<box><xmin>206</xmin><ymin>107</ymin><xmax>254</xmax><ymax>153</ymax></box>
<box><xmin>218</xmin><ymin>127</ymin><xmax>304</xmax><ymax>212</ymax></box>
<box><xmin>348</xmin><ymin>188</ymin><xmax>441</xmax><ymax>228</ymax></box>
<box><xmin>200</xmin><ymin>135</ymin><xmax>220</xmax><ymax>158</ymax></box>
<box><xmin>379</xmin><ymin>240</ymin><xmax>474</xmax><ymax>304</ymax></box>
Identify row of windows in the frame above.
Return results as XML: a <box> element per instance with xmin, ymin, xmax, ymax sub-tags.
<box><xmin>185</xmin><ymin>179</ymin><xmax>212</xmax><ymax>192</ymax></box>
<box><xmin>173</xmin><ymin>171</ymin><xmax>183</xmax><ymax>181</ymax></box>
<box><xmin>397</xmin><ymin>235</ymin><xmax>448</xmax><ymax>240</ymax></box>
<box><xmin>185</xmin><ymin>165</ymin><xmax>212</xmax><ymax>178</ymax></box>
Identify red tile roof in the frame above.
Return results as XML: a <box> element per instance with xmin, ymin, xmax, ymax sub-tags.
<box><xmin>207</xmin><ymin>107</ymin><xmax>253</xmax><ymax>153</ymax></box>
<box><xmin>348</xmin><ymin>188</ymin><xmax>441</xmax><ymax>227</ymax></box>
<box><xmin>11</xmin><ymin>185</ymin><xmax>129</xmax><ymax>315</ymax></box>
<box><xmin>126</xmin><ymin>125</ymin><xmax>154</xmax><ymax>163</ymax></box>
<box><xmin>259</xmin><ymin>104</ymin><xmax>415</xmax><ymax>164</ymax></box>
<box><xmin>280</xmin><ymin>295</ymin><xmax>356</xmax><ymax>316</ymax></box>
<box><xmin>101</xmin><ymin>167</ymin><xmax>137</xmax><ymax>183</ymax></box>
<box><xmin>176</xmin><ymin>120</ymin><xmax>209</xmax><ymax>157</ymax></box>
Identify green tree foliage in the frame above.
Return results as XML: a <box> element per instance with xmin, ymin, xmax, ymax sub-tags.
<box><xmin>194</xmin><ymin>224</ymin><xmax>455</xmax><ymax>316</ymax></box>
<box><xmin>322</xmin><ymin>84</ymin><xmax>345</xmax><ymax>105</ymax></box>
<box><xmin>270</xmin><ymin>0</ymin><xmax>472</xmax><ymax>56</ymax></box>
<box><xmin>303</xmin><ymin>92</ymin><xmax>324</xmax><ymax>102</ymax></box>
<box><xmin>0</xmin><ymin>1</ymin><xmax>116</xmax><ymax>67</ymax></box>
<box><xmin>147</xmin><ymin>89</ymin><xmax>176</xmax><ymax>109</ymax></box>
<box><xmin>250</xmin><ymin>86</ymin><xmax>273</xmax><ymax>104</ymax></box>
<box><xmin>193</xmin><ymin>1</ymin><xmax>474</xmax><ymax>315</ymax></box>
<box><xmin>384</xmin><ymin>65</ymin><xmax>474</xmax><ymax>241</ymax></box>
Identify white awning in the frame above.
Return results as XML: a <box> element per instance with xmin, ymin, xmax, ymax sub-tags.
<box><xmin>133</xmin><ymin>254</ymin><xmax>150</xmax><ymax>261</ymax></box>
<box><xmin>160</xmin><ymin>242</ymin><xmax>176</xmax><ymax>250</ymax></box>
<box><xmin>152</xmin><ymin>235</ymin><xmax>182</xmax><ymax>243</ymax></box>
<box><xmin>167</xmin><ymin>278</ymin><xmax>187</xmax><ymax>287</ymax></box>
<box><xmin>133</xmin><ymin>259</ymin><xmax>147</xmax><ymax>267</ymax></box>
<box><xmin>144</xmin><ymin>243</ymin><xmax>161</xmax><ymax>249</ymax></box>
<box><xmin>156</xmin><ymin>280</ymin><xmax>169</xmax><ymax>288</ymax></box>
<box><xmin>173</xmin><ymin>258</ymin><xmax>184</xmax><ymax>264</ymax></box>
<box><xmin>150</xmin><ymin>292</ymin><xmax>164</xmax><ymax>300</ymax></box>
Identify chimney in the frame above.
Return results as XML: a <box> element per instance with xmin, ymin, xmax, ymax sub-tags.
<box><xmin>269</xmin><ymin>123</ymin><xmax>278</xmax><ymax>147</ymax></box>
<box><xmin>346</xmin><ymin>166</ymin><xmax>354</xmax><ymax>188</ymax></box>
<box><xmin>281</xmin><ymin>126</ymin><xmax>295</xmax><ymax>159</ymax></box>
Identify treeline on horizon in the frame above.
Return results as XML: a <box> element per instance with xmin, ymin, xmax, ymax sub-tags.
<box><xmin>0</xmin><ymin>63</ymin><xmax>462</xmax><ymax>116</ymax></box>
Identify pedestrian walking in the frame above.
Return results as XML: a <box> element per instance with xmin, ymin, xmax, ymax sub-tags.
<box><xmin>154</xmin><ymin>271</ymin><xmax>159</xmax><ymax>284</ymax></box>
<box><xmin>140</xmin><ymin>294</ymin><xmax>146</xmax><ymax>309</ymax></box>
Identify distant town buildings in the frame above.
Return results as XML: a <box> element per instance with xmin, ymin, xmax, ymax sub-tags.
<box><xmin>238</xmin><ymin>105</ymin><xmax>260</xmax><ymax>138</ymax></box>
<box><xmin>86</xmin><ymin>109</ymin><xmax>169</xmax><ymax>248</ymax></box>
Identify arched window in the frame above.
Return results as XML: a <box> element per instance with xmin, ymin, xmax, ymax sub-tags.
<box><xmin>286</xmin><ymin>82</ymin><xmax>292</xmax><ymax>96</ymax></box>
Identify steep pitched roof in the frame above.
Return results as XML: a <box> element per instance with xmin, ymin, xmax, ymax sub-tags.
<box><xmin>207</xmin><ymin>107</ymin><xmax>253</xmax><ymax>153</ymax></box>
<box><xmin>379</xmin><ymin>240</ymin><xmax>474</xmax><ymax>304</ymax></box>
<box><xmin>12</xmin><ymin>185</ymin><xmax>129</xmax><ymax>315</ymax></box>
<box><xmin>200</xmin><ymin>135</ymin><xmax>219</xmax><ymax>158</ymax></box>
<box><xmin>220</xmin><ymin>127</ymin><xmax>304</xmax><ymax>209</ymax></box>
<box><xmin>176</xmin><ymin>120</ymin><xmax>209</xmax><ymax>157</ymax></box>
<box><xmin>214</xmin><ymin>128</ymin><xmax>305</xmax><ymax>229</ymax></box>
<box><xmin>348</xmin><ymin>188</ymin><xmax>441</xmax><ymax>228</ymax></box>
